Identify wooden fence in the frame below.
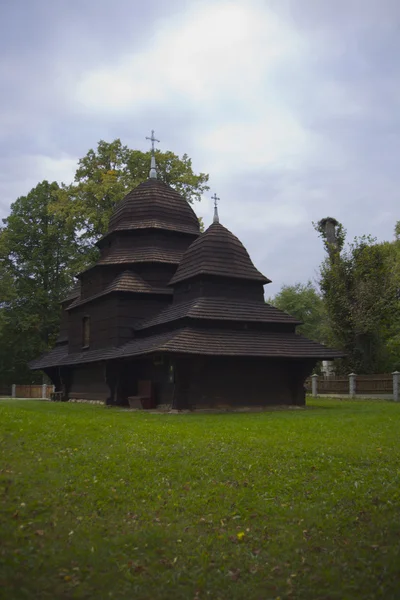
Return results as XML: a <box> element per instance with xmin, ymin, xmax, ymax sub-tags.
<box><xmin>305</xmin><ymin>373</ymin><xmax>397</xmax><ymax>396</ymax></box>
<box><xmin>0</xmin><ymin>385</ymin><xmax>12</xmax><ymax>397</ymax></box>
<box><xmin>14</xmin><ymin>385</ymin><xmax>54</xmax><ymax>399</ymax></box>
<box><xmin>355</xmin><ymin>374</ymin><xmax>393</xmax><ymax>394</ymax></box>
<box><xmin>318</xmin><ymin>377</ymin><xmax>349</xmax><ymax>395</ymax></box>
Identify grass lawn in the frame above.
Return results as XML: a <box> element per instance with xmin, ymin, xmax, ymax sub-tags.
<box><xmin>1</xmin><ymin>399</ymin><xmax>400</xmax><ymax>600</ymax></box>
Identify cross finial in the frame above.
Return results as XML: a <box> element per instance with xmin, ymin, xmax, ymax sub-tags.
<box><xmin>146</xmin><ymin>129</ymin><xmax>160</xmax><ymax>153</ymax></box>
<box><xmin>211</xmin><ymin>193</ymin><xmax>220</xmax><ymax>223</ymax></box>
<box><xmin>145</xmin><ymin>129</ymin><xmax>160</xmax><ymax>178</ymax></box>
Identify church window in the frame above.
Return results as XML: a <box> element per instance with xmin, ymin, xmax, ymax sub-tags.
<box><xmin>82</xmin><ymin>316</ymin><xmax>90</xmax><ymax>348</ymax></box>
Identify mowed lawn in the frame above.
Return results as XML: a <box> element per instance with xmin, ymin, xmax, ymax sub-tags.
<box><xmin>1</xmin><ymin>399</ymin><xmax>400</xmax><ymax>600</ymax></box>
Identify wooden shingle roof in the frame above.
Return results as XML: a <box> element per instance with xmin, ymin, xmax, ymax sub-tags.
<box><xmin>77</xmin><ymin>246</ymin><xmax>184</xmax><ymax>278</ymax></box>
<box><xmin>60</xmin><ymin>283</ymin><xmax>81</xmax><ymax>303</ymax></box>
<box><xmin>126</xmin><ymin>328</ymin><xmax>344</xmax><ymax>359</ymax></box>
<box><xmin>107</xmin><ymin>179</ymin><xmax>200</xmax><ymax>236</ymax></box>
<box><xmin>29</xmin><ymin>344</ymin><xmax>69</xmax><ymax>369</ymax></box>
<box><xmin>170</xmin><ymin>222</ymin><xmax>270</xmax><ymax>285</ymax></box>
<box><xmin>68</xmin><ymin>271</ymin><xmax>172</xmax><ymax>310</ymax></box>
<box><xmin>30</xmin><ymin>326</ymin><xmax>343</xmax><ymax>369</ymax></box>
<box><xmin>97</xmin><ymin>246</ymin><xmax>184</xmax><ymax>266</ymax></box>
<box><xmin>137</xmin><ymin>297</ymin><xmax>301</xmax><ymax>330</ymax></box>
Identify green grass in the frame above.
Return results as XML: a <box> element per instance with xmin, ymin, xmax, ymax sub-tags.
<box><xmin>1</xmin><ymin>399</ymin><xmax>400</xmax><ymax>600</ymax></box>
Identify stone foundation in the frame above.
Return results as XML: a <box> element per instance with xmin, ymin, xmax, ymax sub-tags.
<box><xmin>69</xmin><ymin>398</ymin><xmax>104</xmax><ymax>405</ymax></box>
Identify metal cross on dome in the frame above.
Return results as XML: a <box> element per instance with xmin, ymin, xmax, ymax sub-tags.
<box><xmin>211</xmin><ymin>193</ymin><xmax>220</xmax><ymax>209</ymax></box>
<box><xmin>146</xmin><ymin>130</ymin><xmax>160</xmax><ymax>178</ymax></box>
<box><xmin>146</xmin><ymin>130</ymin><xmax>160</xmax><ymax>154</ymax></box>
<box><xmin>212</xmin><ymin>193</ymin><xmax>220</xmax><ymax>223</ymax></box>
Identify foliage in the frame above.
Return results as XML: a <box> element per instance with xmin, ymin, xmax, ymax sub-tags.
<box><xmin>1</xmin><ymin>399</ymin><xmax>400</xmax><ymax>600</ymax></box>
<box><xmin>315</xmin><ymin>218</ymin><xmax>400</xmax><ymax>373</ymax></box>
<box><xmin>57</xmin><ymin>139</ymin><xmax>209</xmax><ymax>244</ymax></box>
<box><xmin>395</xmin><ymin>220</ymin><xmax>400</xmax><ymax>241</ymax></box>
<box><xmin>267</xmin><ymin>281</ymin><xmax>327</xmax><ymax>342</ymax></box>
<box><xmin>314</xmin><ymin>217</ymin><xmax>346</xmax><ymax>254</ymax></box>
<box><xmin>0</xmin><ymin>182</ymin><xmax>84</xmax><ymax>384</ymax></box>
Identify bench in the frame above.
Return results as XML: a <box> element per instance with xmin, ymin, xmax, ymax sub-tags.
<box><xmin>50</xmin><ymin>391</ymin><xmax>64</xmax><ymax>402</ymax></box>
<box><xmin>128</xmin><ymin>380</ymin><xmax>155</xmax><ymax>409</ymax></box>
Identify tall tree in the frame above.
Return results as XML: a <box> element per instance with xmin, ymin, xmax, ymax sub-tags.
<box><xmin>395</xmin><ymin>220</ymin><xmax>400</xmax><ymax>241</ymax></box>
<box><xmin>0</xmin><ymin>181</ymin><xmax>83</xmax><ymax>384</ymax></box>
<box><xmin>315</xmin><ymin>218</ymin><xmax>400</xmax><ymax>373</ymax></box>
<box><xmin>57</xmin><ymin>139</ymin><xmax>209</xmax><ymax>245</ymax></box>
<box><xmin>267</xmin><ymin>281</ymin><xmax>327</xmax><ymax>342</ymax></box>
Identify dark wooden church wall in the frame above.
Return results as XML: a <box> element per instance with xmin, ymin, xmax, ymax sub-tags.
<box><xmin>80</xmin><ymin>268</ymin><xmax>113</xmax><ymax>299</ymax></box>
<box><xmin>57</xmin><ymin>301</ymin><xmax>71</xmax><ymax>342</ymax></box>
<box><xmin>68</xmin><ymin>364</ymin><xmax>110</xmax><ymax>401</ymax></box>
<box><xmin>116</xmin><ymin>295</ymin><xmax>170</xmax><ymax>345</ymax></box>
<box><xmin>173</xmin><ymin>277</ymin><xmax>265</xmax><ymax>303</ymax></box>
<box><xmin>117</xmin><ymin>357</ymin><xmax>174</xmax><ymax>405</ymax></box>
<box><xmin>175</xmin><ymin>357</ymin><xmax>314</xmax><ymax>407</ymax></box>
<box><xmin>68</xmin><ymin>296</ymin><xmax>119</xmax><ymax>352</ymax></box>
<box><xmin>111</xmin><ymin>230</ymin><xmax>194</xmax><ymax>252</ymax></box>
<box><xmin>135</xmin><ymin>264</ymin><xmax>178</xmax><ymax>287</ymax></box>
<box><xmin>68</xmin><ymin>291</ymin><xmax>173</xmax><ymax>353</ymax></box>
<box><xmin>192</xmin><ymin>320</ymin><xmax>297</xmax><ymax>333</ymax></box>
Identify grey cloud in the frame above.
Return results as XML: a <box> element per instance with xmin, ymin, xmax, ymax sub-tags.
<box><xmin>1</xmin><ymin>0</ymin><xmax>400</xmax><ymax>294</ymax></box>
<box><xmin>272</xmin><ymin>0</ymin><xmax>400</xmax><ymax>34</ymax></box>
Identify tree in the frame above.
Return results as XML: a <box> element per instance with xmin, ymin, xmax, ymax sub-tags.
<box><xmin>267</xmin><ymin>281</ymin><xmax>328</xmax><ymax>342</ymax></box>
<box><xmin>395</xmin><ymin>220</ymin><xmax>400</xmax><ymax>241</ymax></box>
<box><xmin>0</xmin><ymin>181</ymin><xmax>84</xmax><ymax>384</ymax></box>
<box><xmin>315</xmin><ymin>218</ymin><xmax>400</xmax><ymax>373</ymax></box>
<box><xmin>57</xmin><ymin>139</ymin><xmax>209</xmax><ymax>245</ymax></box>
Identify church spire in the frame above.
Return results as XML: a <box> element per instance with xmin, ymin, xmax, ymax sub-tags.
<box><xmin>145</xmin><ymin>129</ymin><xmax>160</xmax><ymax>179</ymax></box>
<box><xmin>212</xmin><ymin>193</ymin><xmax>220</xmax><ymax>224</ymax></box>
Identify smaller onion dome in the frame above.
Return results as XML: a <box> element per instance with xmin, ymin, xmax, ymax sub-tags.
<box><xmin>170</xmin><ymin>222</ymin><xmax>270</xmax><ymax>285</ymax></box>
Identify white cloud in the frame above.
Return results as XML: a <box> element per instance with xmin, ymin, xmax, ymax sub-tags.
<box><xmin>198</xmin><ymin>117</ymin><xmax>319</xmax><ymax>173</ymax></box>
<box><xmin>74</xmin><ymin>0</ymin><xmax>321</xmax><ymax>197</ymax></box>
<box><xmin>0</xmin><ymin>154</ymin><xmax>77</xmax><ymax>218</ymax></box>
<box><xmin>75</xmin><ymin>1</ymin><xmax>303</xmax><ymax>112</ymax></box>
<box><xmin>31</xmin><ymin>155</ymin><xmax>77</xmax><ymax>184</ymax></box>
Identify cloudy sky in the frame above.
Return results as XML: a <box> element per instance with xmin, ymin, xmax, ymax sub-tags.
<box><xmin>1</xmin><ymin>0</ymin><xmax>399</xmax><ymax>294</ymax></box>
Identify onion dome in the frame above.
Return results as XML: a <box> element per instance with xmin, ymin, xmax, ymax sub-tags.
<box><xmin>106</xmin><ymin>179</ymin><xmax>200</xmax><ymax>236</ymax></box>
<box><xmin>170</xmin><ymin>222</ymin><xmax>270</xmax><ymax>285</ymax></box>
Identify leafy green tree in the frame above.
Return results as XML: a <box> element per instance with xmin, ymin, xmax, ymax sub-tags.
<box><xmin>315</xmin><ymin>218</ymin><xmax>400</xmax><ymax>373</ymax></box>
<box><xmin>57</xmin><ymin>139</ymin><xmax>209</xmax><ymax>244</ymax></box>
<box><xmin>0</xmin><ymin>247</ymin><xmax>17</xmax><ymax>385</ymax></box>
<box><xmin>0</xmin><ymin>181</ymin><xmax>84</xmax><ymax>384</ymax></box>
<box><xmin>267</xmin><ymin>281</ymin><xmax>328</xmax><ymax>342</ymax></box>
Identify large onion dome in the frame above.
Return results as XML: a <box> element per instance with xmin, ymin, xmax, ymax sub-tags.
<box><xmin>107</xmin><ymin>179</ymin><xmax>200</xmax><ymax>236</ymax></box>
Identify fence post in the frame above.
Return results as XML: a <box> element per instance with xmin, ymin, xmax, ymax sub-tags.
<box><xmin>42</xmin><ymin>383</ymin><xmax>47</xmax><ymax>399</ymax></box>
<box><xmin>349</xmin><ymin>373</ymin><xmax>357</xmax><ymax>398</ymax></box>
<box><xmin>393</xmin><ymin>371</ymin><xmax>399</xmax><ymax>402</ymax></box>
<box><xmin>311</xmin><ymin>374</ymin><xmax>318</xmax><ymax>397</ymax></box>
<box><xmin>12</xmin><ymin>384</ymin><xmax>16</xmax><ymax>398</ymax></box>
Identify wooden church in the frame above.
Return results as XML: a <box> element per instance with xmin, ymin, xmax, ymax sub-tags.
<box><xmin>31</xmin><ymin>135</ymin><xmax>342</xmax><ymax>408</ymax></box>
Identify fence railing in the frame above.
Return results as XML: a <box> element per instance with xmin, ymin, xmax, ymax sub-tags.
<box><xmin>306</xmin><ymin>372</ymin><xmax>399</xmax><ymax>401</ymax></box>
<box><xmin>10</xmin><ymin>384</ymin><xmax>55</xmax><ymax>399</ymax></box>
<box><xmin>318</xmin><ymin>377</ymin><xmax>348</xmax><ymax>394</ymax></box>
